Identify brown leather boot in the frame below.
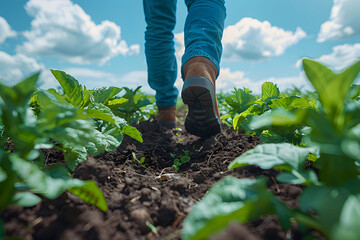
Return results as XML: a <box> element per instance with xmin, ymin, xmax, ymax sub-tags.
<box><xmin>181</xmin><ymin>57</ymin><xmax>221</xmax><ymax>137</ymax></box>
<box><xmin>157</xmin><ymin>105</ymin><xmax>177</xmax><ymax>129</ymax></box>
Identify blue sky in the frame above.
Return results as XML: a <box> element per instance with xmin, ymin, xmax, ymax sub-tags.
<box><xmin>0</xmin><ymin>0</ymin><xmax>359</xmax><ymax>94</ymax></box>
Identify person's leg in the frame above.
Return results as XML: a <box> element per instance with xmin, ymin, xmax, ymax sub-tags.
<box><xmin>182</xmin><ymin>0</ymin><xmax>226</xmax><ymax>78</ymax></box>
<box><xmin>143</xmin><ymin>0</ymin><xmax>178</xmax><ymax>108</ymax></box>
<box><xmin>181</xmin><ymin>0</ymin><xmax>226</xmax><ymax>137</ymax></box>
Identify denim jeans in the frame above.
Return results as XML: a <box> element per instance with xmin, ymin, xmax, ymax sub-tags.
<box><xmin>143</xmin><ymin>0</ymin><xmax>226</xmax><ymax>107</ymax></box>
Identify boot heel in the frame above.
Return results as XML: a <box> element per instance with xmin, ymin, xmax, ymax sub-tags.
<box><xmin>181</xmin><ymin>76</ymin><xmax>221</xmax><ymax>137</ymax></box>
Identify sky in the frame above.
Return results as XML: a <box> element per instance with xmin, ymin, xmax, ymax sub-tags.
<box><xmin>0</xmin><ymin>0</ymin><xmax>359</xmax><ymax>95</ymax></box>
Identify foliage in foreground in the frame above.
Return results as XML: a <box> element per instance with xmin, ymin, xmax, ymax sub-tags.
<box><xmin>182</xmin><ymin>59</ymin><xmax>360</xmax><ymax>240</ymax></box>
<box><xmin>0</xmin><ymin>70</ymin><xmax>151</xmax><ymax>237</ymax></box>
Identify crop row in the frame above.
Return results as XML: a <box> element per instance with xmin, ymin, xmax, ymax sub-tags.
<box><xmin>183</xmin><ymin>59</ymin><xmax>360</xmax><ymax>240</ymax></box>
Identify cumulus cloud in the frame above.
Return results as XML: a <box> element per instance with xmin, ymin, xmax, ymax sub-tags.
<box><xmin>296</xmin><ymin>43</ymin><xmax>360</xmax><ymax>71</ymax></box>
<box><xmin>17</xmin><ymin>0</ymin><xmax>140</xmax><ymax>65</ymax></box>
<box><xmin>222</xmin><ymin>17</ymin><xmax>306</xmax><ymax>61</ymax></box>
<box><xmin>0</xmin><ymin>51</ymin><xmax>45</xmax><ymax>85</ymax></box>
<box><xmin>216</xmin><ymin>67</ymin><xmax>312</xmax><ymax>94</ymax></box>
<box><xmin>316</xmin><ymin>43</ymin><xmax>360</xmax><ymax>71</ymax></box>
<box><xmin>0</xmin><ymin>17</ymin><xmax>17</xmax><ymax>44</ymax></box>
<box><xmin>318</xmin><ymin>0</ymin><xmax>360</xmax><ymax>42</ymax></box>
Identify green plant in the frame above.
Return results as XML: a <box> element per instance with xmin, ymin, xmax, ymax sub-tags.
<box><xmin>112</xmin><ymin>86</ymin><xmax>154</xmax><ymax>125</ymax></box>
<box><xmin>234</xmin><ymin>82</ymin><xmax>315</xmax><ymax>145</ymax></box>
<box><xmin>37</xmin><ymin>70</ymin><xmax>143</xmax><ymax>170</ymax></box>
<box><xmin>170</xmin><ymin>149</ymin><xmax>192</xmax><ymax>170</ymax></box>
<box><xmin>132</xmin><ymin>152</ymin><xmax>147</xmax><ymax>167</ymax></box>
<box><xmin>182</xmin><ymin>59</ymin><xmax>360</xmax><ymax>240</ymax></box>
<box><xmin>0</xmin><ymin>73</ymin><xmax>108</xmax><ymax>235</ymax></box>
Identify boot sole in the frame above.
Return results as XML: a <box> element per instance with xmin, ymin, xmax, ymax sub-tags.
<box><xmin>181</xmin><ymin>76</ymin><xmax>221</xmax><ymax>138</ymax></box>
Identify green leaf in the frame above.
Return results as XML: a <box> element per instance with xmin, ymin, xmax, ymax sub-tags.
<box><xmin>84</xmin><ymin>103</ymin><xmax>120</xmax><ymax>126</ymax></box>
<box><xmin>10</xmin><ymin>155</ymin><xmax>108</xmax><ymax>211</ymax></box>
<box><xmin>225</xmin><ymin>88</ymin><xmax>257</xmax><ymax>113</ymax></box>
<box><xmin>0</xmin><ymin>166</ymin><xmax>6</xmax><ymax>182</ymax></box>
<box><xmin>122</xmin><ymin>125</ymin><xmax>143</xmax><ymax>143</ymax></box>
<box><xmin>85</xmin><ymin>130</ymin><xmax>121</xmax><ymax>156</ymax></box>
<box><xmin>269</xmin><ymin>96</ymin><xmax>311</xmax><ymax>111</ymax></box>
<box><xmin>182</xmin><ymin>177</ymin><xmax>275</xmax><ymax>240</ymax></box>
<box><xmin>63</xmin><ymin>146</ymin><xmax>88</xmax><ymax>171</ymax></box>
<box><xmin>37</xmin><ymin>90</ymin><xmax>70</xmax><ymax>109</ymax></box>
<box><xmin>146</xmin><ymin>221</ymin><xmax>158</xmax><ymax>234</ymax></box>
<box><xmin>302</xmin><ymin>59</ymin><xmax>360</xmax><ymax>131</ymax></box>
<box><xmin>334</xmin><ymin>195</ymin><xmax>360</xmax><ymax>240</ymax></box>
<box><xmin>12</xmin><ymin>192</ymin><xmax>41</xmax><ymax>207</ymax></box>
<box><xmin>229</xmin><ymin>143</ymin><xmax>314</xmax><ymax>170</ymax></box>
<box><xmin>50</xmin><ymin>69</ymin><xmax>90</xmax><ymax>108</ymax></box>
<box><xmin>91</xmin><ymin>87</ymin><xmax>122</xmax><ymax>104</ymax></box>
<box><xmin>180</xmin><ymin>156</ymin><xmax>191</xmax><ymax>163</ymax></box>
<box><xmin>229</xmin><ymin>143</ymin><xmax>319</xmax><ymax>184</ymax></box>
<box><xmin>0</xmin><ymin>72</ymin><xmax>39</xmax><ymax>108</ymax></box>
<box><xmin>107</xmin><ymin>98</ymin><xmax>128</xmax><ymax>109</ymax></box>
<box><xmin>233</xmin><ymin>104</ymin><xmax>263</xmax><ymax>130</ymax></box>
<box><xmin>300</xmin><ymin>179</ymin><xmax>360</xmax><ymax>239</ymax></box>
<box><xmin>68</xmin><ymin>180</ymin><xmax>108</xmax><ymax>212</ymax></box>
<box><xmin>262</xmin><ymin>82</ymin><xmax>280</xmax><ymax>100</ymax></box>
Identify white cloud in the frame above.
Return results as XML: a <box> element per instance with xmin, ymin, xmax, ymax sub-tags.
<box><xmin>17</xmin><ymin>0</ymin><xmax>140</xmax><ymax>65</ymax></box>
<box><xmin>222</xmin><ymin>17</ymin><xmax>306</xmax><ymax>61</ymax></box>
<box><xmin>217</xmin><ymin>67</ymin><xmax>249</xmax><ymax>91</ymax></box>
<box><xmin>216</xmin><ymin>67</ymin><xmax>312</xmax><ymax>94</ymax></box>
<box><xmin>0</xmin><ymin>17</ymin><xmax>16</xmax><ymax>44</ymax></box>
<box><xmin>316</xmin><ymin>43</ymin><xmax>360</xmax><ymax>71</ymax></box>
<box><xmin>0</xmin><ymin>51</ymin><xmax>45</xmax><ymax>86</ymax></box>
<box><xmin>296</xmin><ymin>43</ymin><xmax>360</xmax><ymax>71</ymax></box>
<box><xmin>318</xmin><ymin>0</ymin><xmax>360</xmax><ymax>42</ymax></box>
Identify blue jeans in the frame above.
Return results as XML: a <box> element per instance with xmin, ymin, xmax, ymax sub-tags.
<box><xmin>143</xmin><ymin>0</ymin><xmax>226</xmax><ymax>107</ymax></box>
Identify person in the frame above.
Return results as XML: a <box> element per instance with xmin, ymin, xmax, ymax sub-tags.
<box><xmin>143</xmin><ymin>0</ymin><xmax>226</xmax><ymax>137</ymax></box>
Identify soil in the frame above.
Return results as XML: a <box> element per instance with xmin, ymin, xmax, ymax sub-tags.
<box><xmin>1</xmin><ymin>106</ymin><xmax>321</xmax><ymax>240</ymax></box>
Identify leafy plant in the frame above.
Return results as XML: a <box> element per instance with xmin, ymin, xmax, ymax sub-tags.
<box><xmin>0</xmin><ymin>73</ymin><xmax>108</xmax><ymax>235</ymax></box>
<box><xmin>182</xmin><ymin>59</ymin><xmax>360</xmax><ymax>240</ymax></box>
<box><xmin>112</xmin><ymin>86</ymin><xmax>154</xmax><ymax>125</ymax></box>
<box><xmin>132</xmin><ymin>152</ymin><xmax>147</xmax><ymax>167</ymax></box>
<box><xmin>36</xmin><ymin>70</ymin><xmax>143</xmax><ymax>170</ymax></box>
<box><xmin>170</xmin><ymin>149</ymin><xmax>192</xmax><ymax>170</ymax></box>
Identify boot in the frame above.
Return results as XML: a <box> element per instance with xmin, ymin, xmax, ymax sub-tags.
<box><xmin>157</xmin><ymin>105</ymin><xmax>177</xmax><ymax>129</ymax></box>
<box><xmin>181</xmin><ymin>57</ymin><xmax>221</xmax><ymax>137</ymax></box>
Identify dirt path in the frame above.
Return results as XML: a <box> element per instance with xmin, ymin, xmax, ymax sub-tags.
<box><xmin>2</xmin><ymin>108</ymin><xmax>310</xmax><ymax>240</ymax></box>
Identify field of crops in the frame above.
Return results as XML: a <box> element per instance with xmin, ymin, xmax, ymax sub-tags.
<box><xmin>1</xmin><ymin>59</ymin><xmax>360</xmax><ymax>240</ymax></box>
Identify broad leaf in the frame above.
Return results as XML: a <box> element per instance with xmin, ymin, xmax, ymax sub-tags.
<box><xmin>0</xmin><ymin>72</ymin><xmax>39</xmax><ymax>108</ymax></box>
<box><xmin>182</xmin><ymin>177</ymin><xmax>275</xmax><ymax>240</ymax></box>
<box><xmin>302</xmin><ymin>59</ymin><xmax>360</xmax><ymax>131</ymax></box>
<box><xmin>91</xmin><ymin>87</ymin><xmax>122</xmax><ymax>104</ymax></box>
<box><xmin>85</xmin><ymin>130</ymin><xmax>121</xmax><ymax>156</ymax></box>
<box><xmin>300</xmin><ymin>179</ymin><xmax>360</xmax><ymax>239</ymax></box>
<box><xmin>122</xmin><ymin>125</ymin><xmax>143</xmax><ymax>143</ymax></box>
<box><xmin>269</xmin><ymin>96</ymin><xmax>311</xmax><ymax>111</ymax></box>
<box><xmin>229</xmin><ymin>143</ymin><xmax>319</xmax><ymax>184</ymax></box>
<box><xmin>12</xmin><ymin>192</ymin><xmax>41</xmax><ymax>207</ymax></box>
<box><xmin>11</xmin><ymin>155</ymin><xmax>108</xmax><ymax>211</ymax></box>
<box><xmin>51</xmin><ymin>69</ymin><xmax>90</xmax><ymax>108</ymax></box>
<box><xmin>262</xmin><ymin>82</ymin><xmax>280</xmax><ymax>100</ymax></box>
<box><xmin>85</xmin><ymin>103</ymin><xmax>120</xmax><ymax>126</ymax></box>
<box><xmin>68</xmin><ymin>180</ymin><xmax>108</xmax><ymax>212</ymax></box>
<box><xmin>107</xmin><ymin>98</ymin><xmax>128</xmax><ymax>109</ymax></box>
<box><xmin>63</xmin><ymin>146</ymin><xmax>88</xmax><ymax>171</ymax></box>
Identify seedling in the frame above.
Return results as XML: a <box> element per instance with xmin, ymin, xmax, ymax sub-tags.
<box><xmin>170</xmin><ymin>150</ymin><xmax>192</xmax><ymax>170</ymax></box>
<box><xmin>132</xmin><ymin>152</ymin><xmax>147</xmax><ymax>167</ymax></box>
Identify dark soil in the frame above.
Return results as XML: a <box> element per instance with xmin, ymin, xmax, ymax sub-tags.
<box><xmin>2</xmin><ymin>107</ymin><xmax>320</xmax><ymax>240</ymax></box>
